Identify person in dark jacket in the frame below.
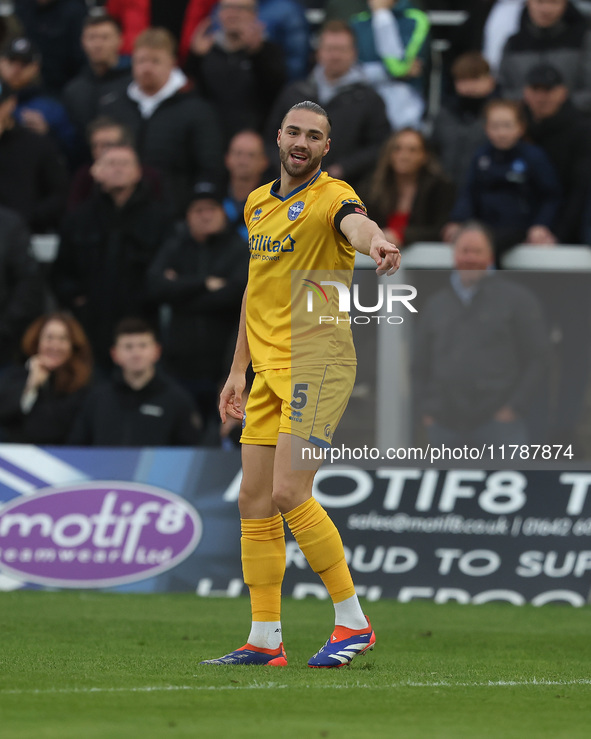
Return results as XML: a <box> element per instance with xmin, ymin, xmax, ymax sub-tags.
<box><xmin>413</xmin><ymin>222</ymin><xmax>550</xmax><ymax>447</ymax></box>
<box><xmin>98</xmin><ymin>27</ymin><xmax>224</xmax><ymax>216</ymax></box>
<box><xmin>0</xmin><ymin>311</ymin><xmax>93</xmax><ymax>443</ymax></box>
<box><xmin>61</xmin><ymin>14</ymin><xmax>132</xmax><ymax>150</ymax></box>
<box><xmin>430</xmin><ymin>51</ymin><xmax>499</xmax><ymax>187</ymax></box>
<box><xmin>443</xmin><ymin>98</ymin><xmax>561</xmax><ymax>257</ymax></box>
<box><xmin>14</xmin><ymin>0</ymin><xmax>86</xmax><ymax>94</ymax></box>
<box><xmin>264</xmin><ymin>20</ymin><xmax>391</xmax><ymax>190</ymax></box>
<box><xmin>69</xmin><ymin>317</ymin><xmax>201</xmax><ymax>446</ymax></box>
<box><xmin>66</xmin><ymin>115</ymin><xmax>165</xmax><ymax>212</ymax></box>
<box><xmin>0</xmin><ymin>80</ymin><xmax>68</xmax><ymax>232</ymax></box>
<box><xmin>0</xmin><ymin>205</ymin><xmax>45</xmax><ymax>367</ymax></box>
<box><xmin>363</xmin><ymin>127</ymin><xmax>456</xmax><ymax>246</ymax></box>
<box><xmin>52</xmin><ymin>143</ymin><xmax>173</xmax><ymax>369</ymax></box>
<box><xmin>0</xmin><ymin>36</ymin><xmax>79</xmax><ymax>165</ymax></box>
<box><xmin>185</xmin><ymin>0</ymin><xmax>287</xmax><ymax>144</ymax></box>
<box><xmin>498</xmin><ymin>0</ymin><xmax>591</xmax><ymax>112</ymax></box>
<box><xmin>522</xmin><ymin>63</ymin><xmax>591</xmax><ymax>243</ymax></box>
<box><xmin>146</xmin><ymin>180</ymin><xmax>249</xmax><ymax>441</ymax></box>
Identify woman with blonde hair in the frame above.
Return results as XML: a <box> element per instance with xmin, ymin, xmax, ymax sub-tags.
<box><xmin>0</xmin><ymin>312</ymin><xmax>93</xmax><ymax>443</ymax></box>
<box><xmin>364</xmin><ymin>127</ymin><xmax>456</xmax><ymax>247</ymax></box>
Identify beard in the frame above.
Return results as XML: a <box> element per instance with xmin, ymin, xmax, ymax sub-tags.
<box><xmin>279</xmin><ymin>145</ymin><xmax>324</xmax><ymax>179</ymax></box>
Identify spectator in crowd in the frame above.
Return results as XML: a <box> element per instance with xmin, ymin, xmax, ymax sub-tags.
<box><xmin>62</xmin><ymin>13</ymin><xmax>131</xmax><ymax>146</ymax></box>
<box><xmin>0</xmin><ymin>205</ymin><xmax>45</xmax><ymax>367</ymax></box>
<box><xmin>0</xmin><ymin>311</ymin><xmax>92</xmax><ymax>443</ymax></box>
<box><xmin>0</xmin><ymin>80</ymin><xmax>68</xmax><ymax>232</ymax></box>
<box><xmin>146</xmin><ymin>180</ymin><xmax>249</xmax><ymax>442</ymax></box>
<box><xmin>349</xmin><ymin>0</ymin><xmax>430</xmax><ymax>129</ymax></box>
<box><xmin>0</xmin><ymin>36</ymin><xmax>79</xmax><ymax>164</ymax></box>
<box><xmin>105</xmin><ymin>0</ymin><xmax>218</xmax><ymax>63</ymax></box>
<box><xmin>69</xmin><ymin>317</ymin><xmax>201</xmax><ymax>446</ymax></box>
<box><xmin>522</xmin><ymin>63</ymin><xmax>591</xmax><ymax>243</ymax></box>
<box><xmin>413</xmin><ymin>221</ymin><xmax>549</xmax><ymax>448</ymax></box>
<box><xmin>15</xmin><ymin>0</ymin><xmax>86</xmax><ymax>94</ymax></box>
<box><xmin>53</xmin><ymin>143</ymin><xmax>172</xmax><ymax>369</ymax></box>
<box><xmin>265</xmin><ymin>20</ymin><xmax>391</xmax><ymax>190</ymax></box>
<box><xmin>107</xmin><ymin>0</ymin><xmax>309</xmax><ymax>80</ymax></box>
<box><xmin>443</xmin><ymin>99</ymin><xmax>561</xmax><ymax>257</ymax></box>
<box><xmin>447</xmin><ymin>0</ymin><xmax>525</xmax><ymax>74</ymax></box>
<box><xmin>67</xmin><ymin>115</ymin><xmax>164</xmax><ymax>211</ymax></box>
<box><xmin>363</xmin><ymin>127</ymin><xmax>456</xmax><ymax>246</ymax></box>
<box><xmin>185</xmin><ymin>0</ymin><xmax>286</xmax><ymax>144</ymax></box>
<box><xmin>520</xmin><ymin>64</ymin><xmax>591</xmax><ymax>448</ymax></box>
<box><xmin>430</xmin><ymin>51</ymin><xmax>498</xmax><ymax>186</ymax></box>
<box><xmin>98</xmin><ymin>27</ymin><xmax>224</xmax><ymax>216</ymax></box>
<box><xmin>223</xmin><ymin>129</ymin><xmax>269</xmax><ymax>241</ymax></box>
<box><xmin>498</xmin><ymin>0</ymin><xmax>591</xmax><ymax>111</ymax></box>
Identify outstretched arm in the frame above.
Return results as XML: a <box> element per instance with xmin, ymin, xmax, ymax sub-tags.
<box><xmin>340</xmin><ymin>212</ymin><xmax>401</xmax><ymax>276</ymax></box>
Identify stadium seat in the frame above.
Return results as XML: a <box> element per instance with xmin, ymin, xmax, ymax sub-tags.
<box><xmin>501</xmin><ymin>244</ymin><xmax>591</xmax><ymax>272</ymax></box>
<box><xmin>398</xmin><ymin>241</ymin><xmax>454</xmax><ymax>269</ymax></box>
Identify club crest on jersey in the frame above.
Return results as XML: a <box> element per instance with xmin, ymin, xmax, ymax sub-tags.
<box><xmin>251</xmin><ymin>208</ymin><xmax>263</xmax><ymax>221</ymax></box>
<box><xmin>288</xmin><ymin>201</ymin><xmax>305</xmax><ymax>221</ymax></box>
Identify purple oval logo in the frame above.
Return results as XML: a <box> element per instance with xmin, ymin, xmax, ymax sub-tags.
<box><xmin>0</xmin><ymin>482</ymin><xmax>202</xmax><ymax>588</ymax></box>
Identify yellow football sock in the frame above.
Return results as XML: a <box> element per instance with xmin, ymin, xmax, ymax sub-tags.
<box><xmin>241</xmin><ymin>514</ymin><xmax>285</xmax><ymax>621</ymax></box>
<box><xmin>283</xmin><ymin>497</ymin><xmax>356</xmax><ymax>604</ymax></box>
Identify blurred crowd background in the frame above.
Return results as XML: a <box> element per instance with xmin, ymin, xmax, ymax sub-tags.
<box><xmin>1</xmin><ymin>0</ymin><xmax>591</xmax><ymax>454</ymax></box>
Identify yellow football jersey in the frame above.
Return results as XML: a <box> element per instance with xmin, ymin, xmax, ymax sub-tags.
<box><xmin>244</xmin><ymin>171</ymin><xmax>365</xmax><ymax>371</ymax></box>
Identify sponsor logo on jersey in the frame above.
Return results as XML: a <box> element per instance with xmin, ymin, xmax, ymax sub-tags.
<box><xmin>251</xmin><ymin>208</ymin><xmax>263</xmax><ymax>221</ymax></box>
<box><xmin>287</xmin><ymin>201</ymin><xmax>305</xmax><ymax>221</ymax></box>
<box><xmin>248</xmin><ymin>233</ymin><xmax>295</xmax><ymax>255</ymax></box>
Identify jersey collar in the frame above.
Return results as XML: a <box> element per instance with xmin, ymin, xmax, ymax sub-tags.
<box><xmin>270</xmin><ymin>169</ymin><xmax>323</xmax><ymax>202</ymax></box>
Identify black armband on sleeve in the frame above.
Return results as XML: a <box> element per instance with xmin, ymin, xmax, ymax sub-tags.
<box><xmin>334</xmin><ymin>201</ymin><xmax>368</xmax><ymax>239</ymax></box>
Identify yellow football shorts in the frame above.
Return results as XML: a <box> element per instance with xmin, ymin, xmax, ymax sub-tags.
<box><xmin>241</xmin><ymin>364</ymin><xmax>356</xmax><ymax>447</ymax></box>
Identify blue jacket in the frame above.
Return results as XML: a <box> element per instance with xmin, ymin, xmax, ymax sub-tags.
<box><xmin>15</xmin><ymin>86</ymin><xmax>79</xmax><ymax>163</ymax></box>
<box><xmin>350</xmin><ymin>0</ymin><xmax>430</xmax><ymax>92</ymax></box>
<box><xmin>258</xmin><ymin>0</ymin><xmax>310</xmax><ymax>82</ymax></box>
<box><xmin>450</xmin><ymin>140</ymin><xmax>562</xmax><ymax>231</ymax></box>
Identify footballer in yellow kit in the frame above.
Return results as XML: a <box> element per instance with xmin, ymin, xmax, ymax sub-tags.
<box><xmin>203</xmin><ymin>101</ymin><xmax>400</xmax><ymax>670</ymax></box>
<box><xmin>241</xmin><ymin>169</ymin><xmax>368</xmax><ymax>447</ymax></box>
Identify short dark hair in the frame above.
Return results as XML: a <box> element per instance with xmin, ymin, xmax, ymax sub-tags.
<box><xmin>451</xmin><ymin>51</ymin><xmax>490</xmax><ymax>80</ymax></box>
<box><xmin>86</xmin><ymin>115</ymin><xmax>135</xmax><ymax>147</ymax></box>
<box><xmin>320</xmin><ymin>19</ymin><xmax>356</xmax><ymax>46</ymax></box>
<box><xmin>113</xmin><ymin>317</ymin><xmax>158</xmax><ymax>343</ymax></box>
<box><xmin>281</xmin><ymin>100</ymin><xmax>332</xmax><ymax>136</ymax></box>
<box><xmin>83</xmin><ymin>13</ymin><xmax>122</xmax><ymax>33</ymax></box>
<box><xmin>455</xmin><ymin>220</ymin><xmax>496</xmax><ymax>253</ymax></box>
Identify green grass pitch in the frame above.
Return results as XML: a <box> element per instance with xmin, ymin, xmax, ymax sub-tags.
<box><xmin>0</xmin><ymin>591</ymin><xmax>589</xmax><ymax>738</ymax></box>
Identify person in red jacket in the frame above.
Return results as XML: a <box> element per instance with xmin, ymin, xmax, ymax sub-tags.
<box><xmin>106</xmin><ymin>0</ymin><xmax>218</xmax><ymax>62</ymax></box>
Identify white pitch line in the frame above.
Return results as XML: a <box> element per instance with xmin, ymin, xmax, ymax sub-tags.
<box><xmin>1</xmin><ymin>679</ymin><xmax>590</xmax><ymax>696</ymax></box>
